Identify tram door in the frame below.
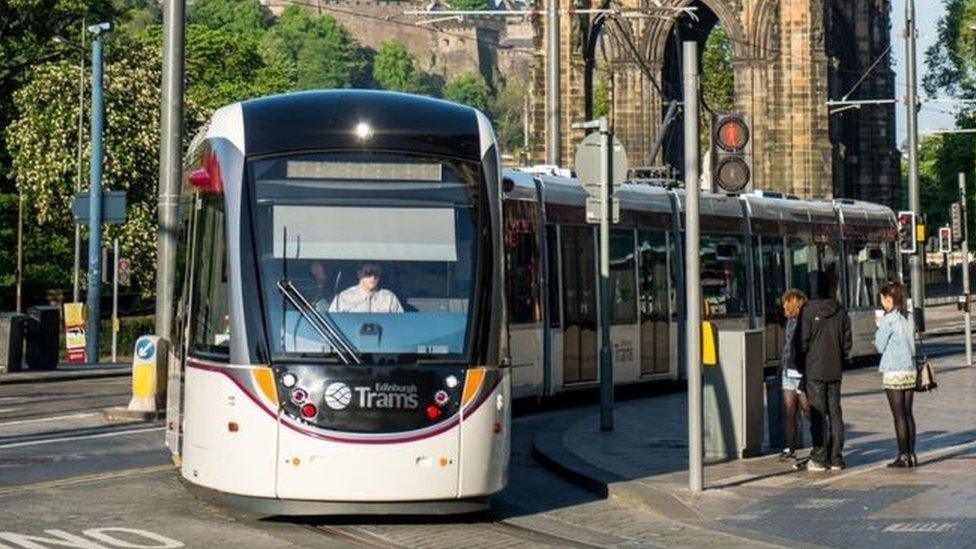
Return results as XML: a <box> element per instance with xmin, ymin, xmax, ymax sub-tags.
<box><xmin>560</xmin><ymin>226</ymin><xmax>598</xmax><ymax>383</ymax></box>
<box><xmin>760</xmin><ymin>237</ymin><xmax>787</xmax><ymax>365</ymax></box>
<box><xmin>638</xmin><ymin>230</ymin><xmax>672</xmax><ymax>376</ymax></box>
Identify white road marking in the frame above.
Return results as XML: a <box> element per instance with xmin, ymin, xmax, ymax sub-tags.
<box><xmin>883</xmin><ymin>522</ymin><xmax>955</xmax><ymax>533</ymax></box>
<box><xmin>0</xmin><ymin>408</ymin><xmax>22</xmax><ymax>414</ymax></box>
<box><xmin>0</xmin><ymin>427</ymin><xmax>163</xmax><ymax>450</ymax></box>
<box><xmin>0</xmin><ymin>412</ymin><xmax>99</xmax><ymax>427</ymax></box>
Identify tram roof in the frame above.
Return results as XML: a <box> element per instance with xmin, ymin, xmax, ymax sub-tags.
<box><xmin>232</xmin><ymin>90</ymin><xmax>484</xmax><ymax>160</ymax></box>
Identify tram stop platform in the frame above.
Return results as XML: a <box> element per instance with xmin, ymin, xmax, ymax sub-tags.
<box><xmin>532</xmin><ymin>335</ymin><xmax>976</xmax><ymax>545</ymax></box>
<box><xmin>0</xmin><ymin>362</ymin><xmax>129</xmax><ymax>385</ymax></box>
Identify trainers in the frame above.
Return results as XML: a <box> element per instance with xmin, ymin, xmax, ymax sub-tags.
<box><xmin>830</xmin><ymin>459</ymin><xmax>846</xmax><ymax>471</ymax></box>
<box><xmin>805</xmin><ymin>460</ymin><xmax>828</xmax><ymax>472</ymax></box>
<box><xmin>778</xmin><ymin>449</ymin><xmax>796</xmax><ymax>462</ymax></box>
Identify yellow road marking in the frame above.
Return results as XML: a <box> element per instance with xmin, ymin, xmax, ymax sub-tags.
<box><xmin>0</xmin><ymin>464</ymin><xmax>173</xmax><ymax>497</ymax></box>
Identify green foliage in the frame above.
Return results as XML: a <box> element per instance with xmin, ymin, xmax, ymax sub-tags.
<box><xmin>593</xmin><ymin>71</ymin><xmax>611</xmax><ymax>119</ymax></box>
<box><xmin>6</xmin><ymin>25</ymin><xmax>289</xmax><ymax>297</ymax></box>
<box><xmin>702</xmin><ymin>25</ymin><xmax>734</xmax><ymax>112</ymax></box>
<box><xmin>261</xmin><ymin>5</ymin><xmax>366</xmax><ymax>90</ymax></box>
<box><xmin>444</xmin><ymin>72</ymin><xmax>491</xmax><ymax>113</ymax></box>
<box><xmin>491</xmin><ymin>79</ymin><xmax>528</xmax><ymax>159</ymax></box>
<box><xmin>372</xmin><ymin>41</ymin><xmax>424</xmax><ymax>94</ymax></box>
<box><xmin>446</xmin><ymin>0</ymin><xmax>492</xmax><ymax>9</ymax></box>
<box><xmin>188</xmin><ymin>0</ymin><xmax>273</xmax><ymax>42</ymax></box>
<box><xmin>914</xmin><ymin>132</ymin><xmax>976</xmax><ymax>236</ymax></box>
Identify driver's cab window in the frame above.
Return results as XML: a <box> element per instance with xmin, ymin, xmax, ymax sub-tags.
<box><xmin>189</xmin><ymin>193</ymin><xmax>230</xmax><ymax>359</ymax></box>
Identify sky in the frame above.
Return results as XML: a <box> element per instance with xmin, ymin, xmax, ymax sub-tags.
<box><xmin>891</xmin><ymin>0</ymin><xmax>954</xmax><ymax>145</ymax></box>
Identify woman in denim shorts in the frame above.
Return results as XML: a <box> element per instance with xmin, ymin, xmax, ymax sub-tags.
<box><xmin>779</xmin><ymin>289</ymin><xmax>810</xmax><ymax>461</ymax></box>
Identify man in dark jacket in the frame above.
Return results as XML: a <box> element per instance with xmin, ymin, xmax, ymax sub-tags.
<box><xmin>798</xmin><ymin>271</ymin><xmax>852</xmax><ymax>471</ymax></box>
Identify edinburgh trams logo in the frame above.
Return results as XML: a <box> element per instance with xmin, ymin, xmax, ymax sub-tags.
<box><xmin>323</xmin><ymin>381</ymin><xmax>420</xmax><ymax>410</ymax></box>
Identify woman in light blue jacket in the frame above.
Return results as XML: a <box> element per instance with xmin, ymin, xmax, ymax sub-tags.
<box><xmin>874</xmin><ymin>282</ymin><xmax>917</xmax><ymax>468</ymax></box>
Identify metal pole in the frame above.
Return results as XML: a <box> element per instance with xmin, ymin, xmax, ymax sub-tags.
<box><xmin>16</xmin><ymin>192</ymin><xmax>23</xmax><ymax>313</ymax></box>
<box><xmin>155</xmin><ymin>0</ymin><xmax>186</xmax><ymax>340</ymax></box>
<box><xmin>73</xmin><ymin>18</ymin><xmax>86</xmax><ymax>304</ymax></box>
<box><xmin>906</xmin><ymin>0</ymin><xmax>925</xmax><ymax>331</ymax></box>
<box><xmin>85</xmin><ymin>23</ymin><xmax>110</xmax><ymax>365</ymax></box>
<box><xmin>112</xmin><ymin>238</ymin><xmax>119</xmax><ymax>363</ymax></box>
<box><xmin>545</xmin><ymin>0</ymin><xmax>560</xmax><ymax>165</ymax></box>
<box><xmin>599</xmin><ymin>116</ymin><xmax>613</xmax><ymax>432</ymax></box>
<box><xmin>961</xmin><ymin>173</ymin><xmax>973</xmax><ymax>367</ymax></box>
<box><xmin>683</xmin><ymin>41</ymin><xmax>703</xmax><ymax>493</ymax></box>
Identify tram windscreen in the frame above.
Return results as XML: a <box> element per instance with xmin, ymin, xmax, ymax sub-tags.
<box><xmin>250</xmin><ymin>152</ymin><xmax>483</xmax><ymax>363</ymax></box>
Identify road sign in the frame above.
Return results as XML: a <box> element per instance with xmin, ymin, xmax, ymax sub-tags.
<box><xmin>118</xmin><ymin>257</ymin><xmax>131</xmax><ymax>287</ymax></box>
<box><xmin>951</xmin><ymin>202</ymin><xmax>963</xmax><ymax>243</ymax></box>
<box><xmin>72</xmin><ymin>190</ymin><xmax>127</xmax><ymax>224</ymax></box>
<box><xmin>575</xmin><ymin>132</ymin><xmax>629</xmax><ymax>193</ymax></box>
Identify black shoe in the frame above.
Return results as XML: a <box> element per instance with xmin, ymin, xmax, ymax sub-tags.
<box><xmin>778</xmin><ymin>449</ymin><xmax>796</xmax><ymax>462</ymax></box>
<box><xmin>830</xmin><ymin>458</ymin><xmax>846</xmax><ymax>471</ymax></box>
<box><xmin>887</xmin><ymin>455</ymin><xmax>911</xmax><ymax>468</ymax></box>
<box><xmin>909</xmin><ymin>453</ymin><xmax>918</xmax><ymax>467</ymax></box>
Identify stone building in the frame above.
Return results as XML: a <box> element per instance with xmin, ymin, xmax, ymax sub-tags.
<box><xmin>526</xmin><ymin>0</ymin><xmax>900</xmax><ymax>206</ymax></box>
<box><xmin>262</xmin><ymin>0</ymin><xmax>502</xmax><ymax>90</ymax></box>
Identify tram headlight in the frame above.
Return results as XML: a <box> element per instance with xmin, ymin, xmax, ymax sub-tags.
<box><xmin>445</xmin><ymin>375</ymin><xmax>458</xmax><ymax>389</ymax></box>
<box><xmin>354</xmin><ymin>121</ymin><xmax>373</xmax><ymax>140</ymax></box>
<box><xmin>291</xmin><ymin>388</ymin><xmax>308</xmax><ymax>404</ymax></box>
<box><xmin>281</xmin><ymin>373</ymin><xmax>297</xmax><ymax>388</ymax></box>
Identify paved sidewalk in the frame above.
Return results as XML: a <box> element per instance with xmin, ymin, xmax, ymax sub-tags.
<box><xmin>534</xmin><ymin>338</ymin><xmax>976</xmax><ymax>547</ymax></box>
<box><xmin>0</xmin><ymin>362</ymin><xmax>129</xmax><ymax>384</ymax></box>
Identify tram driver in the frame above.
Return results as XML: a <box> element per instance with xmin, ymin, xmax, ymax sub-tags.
<box><xmin>328</xmin><ymin>263</ymin><xmax>404</xmax><ymax>313</ymax></box>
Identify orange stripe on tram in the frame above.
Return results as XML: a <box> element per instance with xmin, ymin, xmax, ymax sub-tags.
<box><xmin>462</xmin><ymin>368</ymin><xmax>486</xmax><ymax>406</ymax></box>
<box><xmin>252</xmin><ymin>368</ymin><xmax>279</xmax><ymax>406</ymax></box>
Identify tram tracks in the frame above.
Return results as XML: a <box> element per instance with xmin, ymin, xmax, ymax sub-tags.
<box><xmin>311</xmin><ymin>516</ymin><xmax>607</xmax><ymax>548</ymax></box>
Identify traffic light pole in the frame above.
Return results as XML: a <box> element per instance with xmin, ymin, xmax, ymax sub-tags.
<box><xmin>683</xmin><ymin>41</ymin><xmax>703</xmax><ymax>493</ymax></box>
<box><xmin>906</xmin><ymin>0</ymin><xmax>925</xmax><ymax>331</ymax></box>
<box><xmin>961</xmin><ymin>173</ymin><xmax>973</xmax><ymax>367</ymax></box>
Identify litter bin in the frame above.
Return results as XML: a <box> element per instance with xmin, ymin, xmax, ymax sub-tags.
<box><xmin>26</xmin><ymin>305</ymin><xmax>60</xmax><ymax>370</ymax></box>
<box><xmin>765</xmin><ymin>374</ymin><xmax>785</xmax><ymax>452</ymax></box>
<box><xmin>0</xmin><ymin>313</ymin><xmax>28</xmax><ymax>373</ymax></box>
<box><xmin>704</xmin><ymin>329</ymin><xmax>764</xmax><ymax>459</ymax></box>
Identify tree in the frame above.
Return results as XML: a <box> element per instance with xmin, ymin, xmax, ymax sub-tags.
<box><xmin>372</xmin><ymin>41</ymin><xmax>424</xmax><ymax>93</ymax></box>
<box><xmin>491</xmin><ymin>79</ymin><xmax>528</xmax><ymax>160</ymax></box>
<box><xmin>443</xmin><ymin>72</ymin><xmax>491</xmax><ymax>112</ymax></box>
<box><xmin>0</xmin><ymin>0</ymin><xmax>117</xmax><ymax>306</ymax></box>
<box><xmin>188</xmin><ymin>0</ymin><xmax>273</xmax><ymax>42</ymax></box>
<box><xmin>701</xmin><ymin>25</ymin><xmax>735</xmax><ymax>113</ymax></box>
<box><xmin>6</xmin><ymin>25</ymin><xmax>290</xmax><ymax>297</ymax></box>
<box><xmin>260</xmin><ymin>5</ymin><xmax>366</xmax><ymax>90</ymax></box>
<box><xmin>447</xmin><ymin>0</ymin><xmax>492</xmax><ymax>9</ymax></box>
<box><xmin>593</xmin><ymin>70</ymin><xmax>611</xmax><ymax>119</ymax></box>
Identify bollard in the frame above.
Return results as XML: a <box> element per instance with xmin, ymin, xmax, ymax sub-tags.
<box><xmin>103</xmin><ymin>335</ymin><xmax>167</xmax><ymax>421</ymax></box>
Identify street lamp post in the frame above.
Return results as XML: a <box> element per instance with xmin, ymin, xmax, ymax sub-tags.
<box><xmin>906</xmin><ymin>0</ymin><xmax>925</xmax><ymax>330</ymax></box>
<box><xmin>85</xmin><ymin>22</ymin><xmax>111</xmax><ymax>365</ymax></box>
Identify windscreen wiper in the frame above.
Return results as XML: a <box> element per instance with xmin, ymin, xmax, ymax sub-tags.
<box><xmin>276</xmin><ymin>278</ymin><xmax>363</xmax><ymax>365</ymax></box>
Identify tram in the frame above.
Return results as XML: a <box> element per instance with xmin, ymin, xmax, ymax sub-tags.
<box><xmin>165</xmin><ymin>90</ymin><xmax>509</xmax><ymax>514</ymax></box>
<box><xmin>501</xmin><ymin>169</ymin><xmax>899</xmax><ymax>398</ymax></box>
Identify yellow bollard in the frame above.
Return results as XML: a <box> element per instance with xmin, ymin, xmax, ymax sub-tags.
<box><xmin>103</xmin><ymin>335</ymin><xmax>167</xmax><ymax>421</ymax></box>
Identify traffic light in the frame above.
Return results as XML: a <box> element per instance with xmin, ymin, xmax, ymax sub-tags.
<box><xmin>898</xmin><ymin>211</ymin><xmax>917</xmax><ymax>254</ymax></box>
<box><xmin>939</xmin><ymin>227</ymin><xmax>952</xmax><ymax>253</ymax></box>
<box><xmin>711</xmin><ymin>113</ymin><xmax>752</xmax><ymax>194</ymax></box>
<box><xmin>951</xmin><ymin>202</ymin><xmax>963</xmax><ymax>243</ymax></box>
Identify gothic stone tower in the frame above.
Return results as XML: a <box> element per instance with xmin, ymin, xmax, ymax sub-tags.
<box><xmin>528</xmin><ymin>0</ymin><xmax>899</xmax><ymax>206</ymax></box>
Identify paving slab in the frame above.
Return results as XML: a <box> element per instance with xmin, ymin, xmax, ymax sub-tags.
<box><xmin>534</xmin><ymin>335</ymin><xmax>976</xmax><ymax>547</ymax></box>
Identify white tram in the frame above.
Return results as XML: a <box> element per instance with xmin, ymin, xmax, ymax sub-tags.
<box><xmin>165</xmin><ymin>90</ymin><xmax>509</xmax><ymax>514</ymax></box>
<box><xmin>500</xmin><ymin>170</ymin><xmax>900</xmax><ymax>398</ymax></box>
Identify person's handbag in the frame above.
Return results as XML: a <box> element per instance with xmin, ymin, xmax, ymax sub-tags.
<box><xmin>914</xmin><ymin>331</ymin><xmax>938</xmax><ymax>392</ymax></box>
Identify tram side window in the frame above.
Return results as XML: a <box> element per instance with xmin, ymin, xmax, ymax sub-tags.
<box><xmin>610</xmin><ymin>229</ymin><xmax>637</xmax><ymax>324</ymax></box>
<box><xmin>504</xmin><ymin>201</ymin><xmax>541</xmax><ymax>324</ymax></box>
<box><xmin>790</xmin><ymin>239</ymin><xmax>842</xmax><ymax>301</ymax></box>
<box><xmin>637</xmin><ymin>229</ymin><xmax>671</xmax><ymax>322</ymax></box>
<box><xmin>846</xmin><ymin>241</ymin><xmax>888</xmax><ymax>309</ymax></box>
<box><xmin>190</xmin><ymin>195</ymin><xmax>231</xmax><ymax>359</ymax></box>
<box><xmin>171</xmin><ymin>196</ymin><xmax>194</xmax><ymax>348</ymax></box>
<box><xmin>700</xmin><ymin>234</ymin><xmax>748</xmax><ymax>318</ymax></box>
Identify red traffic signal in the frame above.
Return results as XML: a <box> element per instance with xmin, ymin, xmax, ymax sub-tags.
<box><xmin>715</xmin><ymin>116</ymin><xmax>750</xmax><ymax>152</ymax></box>
<box><xmin>898</xmin><ymin>211</ymin><xmax>917</xmax><ymax>254</ymax></box>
